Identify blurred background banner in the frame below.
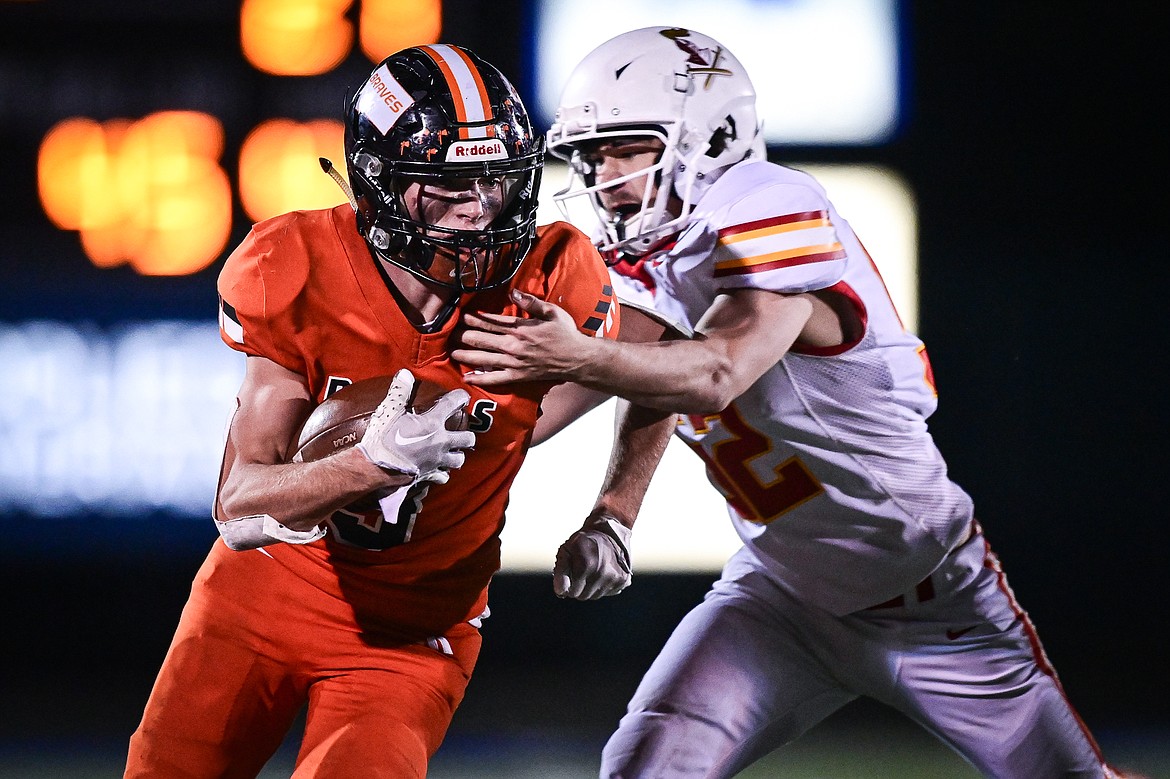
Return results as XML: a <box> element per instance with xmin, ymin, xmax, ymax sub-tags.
<box><xmin>0</xmin><ymin>1</ymin><xmax>1165</xmax><ymax>776</ymax></box>
<box><xmin>532</xmin><ymin>0</ymin><xmax>903</xmax><ymax>144</ymax></box>
<box><xmin>4</xmin><ymin>0</ymin><xmax>918</xmax><ymax>570</ymax></box>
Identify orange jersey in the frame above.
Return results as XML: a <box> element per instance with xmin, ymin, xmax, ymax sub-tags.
<box><xmin>216</xmin><ymin>204</ymin><xmax>619</xmax><ymax>639</ymax></box>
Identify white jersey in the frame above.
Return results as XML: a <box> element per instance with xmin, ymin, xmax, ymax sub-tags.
<box><xmin>614</xmin><ymin>159</ymin><xmax>974</xmax><ymax>615</ymax></box>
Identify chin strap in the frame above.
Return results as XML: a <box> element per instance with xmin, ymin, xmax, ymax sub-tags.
<box><xmin>417</xmin><ymin>291</ymin><xmax>462</xmax><ymax>333</ymax></box>
<box><xmin>319</xmin><ymin>157</ymin><xmax>358</xmax><ymax>212</ymax></box>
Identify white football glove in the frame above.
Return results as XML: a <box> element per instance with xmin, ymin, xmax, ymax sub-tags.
<box><xmin>553</xmin><ymin>513</ymin><xmax>633</xmax><ymax>600</ymax></box>
<box><xmin>355</xmin><ymin>369</ymin><xmax>476</xmax><ymax>485</ymax></box>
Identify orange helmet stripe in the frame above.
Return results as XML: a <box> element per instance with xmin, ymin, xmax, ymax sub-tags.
<box><xmin>417</xmin><ymin>44</ymin><xmax>496</xmax><ymax>140</ymax></box>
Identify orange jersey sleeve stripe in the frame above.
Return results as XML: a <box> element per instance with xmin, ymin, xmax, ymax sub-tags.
<box><xmin>580</xmin><ymin>284</ymin><xmax>616</xmax><ymax>337</ymax></box>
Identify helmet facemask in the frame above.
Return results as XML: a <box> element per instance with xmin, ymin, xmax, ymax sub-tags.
<box><xmin>349</xmin><ymin>144</ymin><xmax>543</xmax><ymax>292</ymax></box>
<box><xmin>344</xmin><ymin>45</ymin><xmax>544</xmax><ymax>293</ymax></box>
<box><xmin>551</xmin><ymin>123</ymin><xmax>712</xmax><ymax>260</ymax></box>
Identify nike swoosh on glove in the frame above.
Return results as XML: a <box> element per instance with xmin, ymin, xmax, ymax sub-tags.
<box><xmin>356</xmin><ymin>369</ymin><xmax>476</xmax><ymax>485</ymax></box>
<box><xmin>553</xmin><ymin>514</ymin><xmax>632</xmax><ymax>600</ymax></box>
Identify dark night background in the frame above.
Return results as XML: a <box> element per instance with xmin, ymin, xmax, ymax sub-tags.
<box><xmin>1</xmin><ymin>1</ymin><xmax>1166</xmax><ymax>775</ymax></box>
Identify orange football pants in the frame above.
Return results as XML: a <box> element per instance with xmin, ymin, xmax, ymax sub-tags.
<box><xmin>125</xmin><ymin>541</ymin><xmax>481</xmax><ymax>778</ymax></box>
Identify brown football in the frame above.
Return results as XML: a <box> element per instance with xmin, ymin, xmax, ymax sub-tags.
<box><xmin>292</xmin><ymin>374</ymin><xmax>467</xmax><ymax>465</ymax></box>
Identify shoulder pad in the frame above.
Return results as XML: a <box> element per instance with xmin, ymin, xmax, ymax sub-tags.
<box><xmin>217</xmin><ymin>211</ymin><xmax>316</xmax><ymax>323</ymax></box>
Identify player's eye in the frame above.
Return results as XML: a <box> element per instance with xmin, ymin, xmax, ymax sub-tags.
<box><xmin>436</xmin><ymin>176</ymin><xmax>503</xmax><ymax>192</ymax></box>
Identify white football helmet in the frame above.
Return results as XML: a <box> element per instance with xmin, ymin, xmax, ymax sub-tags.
<box><xmin>547</xmin><ymin>26</ymin><xmax>765</xmax><ymax>258</ymax></box>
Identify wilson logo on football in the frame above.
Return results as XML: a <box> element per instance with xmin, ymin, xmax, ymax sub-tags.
<box><xmin>445</xmin><ymin>139</ymin><xmax>507</xmax><ymax>161</ymax></box>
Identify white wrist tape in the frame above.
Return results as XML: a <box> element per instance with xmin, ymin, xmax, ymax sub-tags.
<box><xmin>553</xmin><ymin>514</ymin><xmax>634</xmax><ymax>600</ymax></box>
<box><xmin>593</xmin><ymin>516</ymin><xmax>633</xmax><ymax>574</ymax></box>
<box><xmin>215</xmin><ymin>513</ymin><xmax>327</xmax><ymax>551</ymax></box>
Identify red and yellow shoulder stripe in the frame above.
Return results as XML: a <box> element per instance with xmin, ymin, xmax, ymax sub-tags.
<box><xmin>713</xmin><ymin>211</ymin><xmax>845</xmax><ymax>278</ymax></box>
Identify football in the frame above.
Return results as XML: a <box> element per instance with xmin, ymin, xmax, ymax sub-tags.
<box><xmin>292</xmin><ymin>374</ymin><xmax>467</xmax><ymax>465</ymax></box>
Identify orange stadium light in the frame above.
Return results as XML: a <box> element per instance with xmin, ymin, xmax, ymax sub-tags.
<box><xmin>38</xmin><ymin>112</ymin><xmax>233</xmax><ymax>276</ymax></box>
<box><xmin>359</xmin><ymin>0</ymin><xmax>441</xmax><ymax>62</ymax></box>
<box><xmin>39</xmin><ymin>117</ymin><xmax>112</xmax><ymax>234</ymax></box>
<box><xmin>239</xmin><ymin>119</ymin><xmax>349</xmax><ymax>222</ymax></box>
<box><xmin>241</xmin><ymin>0</ymin><xmax>354</xmax><ymax>76</ymax></box>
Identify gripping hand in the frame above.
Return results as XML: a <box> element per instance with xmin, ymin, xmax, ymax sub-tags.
<box><xmin>553</xmin><ymin>513</ymin><xmax>633</xmax><ymax>600</ymax></box>
<box><xmin>355</xmin><ymin>369</ymin><xmax>476</xmax><ymax>485</ymax></box>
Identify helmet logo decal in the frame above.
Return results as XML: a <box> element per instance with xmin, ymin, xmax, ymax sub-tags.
<box><xmin>445</xmin><ymin>138</ymin><xmax>508</xmax><ymax>161</ymax></box>
<box><xmin>419</xmin><ymin>44</ymin><xmax>496</xmax><ymax>140</ymax></box>
<box><xmin>659</xmin><ymin>28</ymin><xmax>733</xmax><ymax>88</ymax></box>
<box><xmin>360</xmin><ymin>65</ymin><xmax>416</xmax><ymax>135</ymax></box>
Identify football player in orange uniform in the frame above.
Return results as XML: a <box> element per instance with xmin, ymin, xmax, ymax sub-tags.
<box><xmin>124</xmin><ymin>44</ymin><xmax>619</xmax><ymax>778</ymax></box>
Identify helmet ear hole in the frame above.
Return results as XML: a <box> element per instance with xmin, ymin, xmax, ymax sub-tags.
<box><xmin>706</xmin><ymin>116</ymin><xmax>737</xmax><ymax>158</ymax></box>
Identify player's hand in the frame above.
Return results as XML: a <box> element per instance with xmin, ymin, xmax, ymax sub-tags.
<box><xmin>453</xmin><ymin>290</ymin><xmax>591</xmax><ymax>387</ymax></box>
<box><xmin>553</xmin><ymin>512</ymin><xmax>633</xmax><ymax>600</ymax></box>
<box><xmin>356</xmin><ymin>369</ymin><xmax>475</xmax><ymax>485</ymax></box>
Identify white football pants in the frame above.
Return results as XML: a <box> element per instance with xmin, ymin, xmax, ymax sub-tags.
<box><xmin>600</xmin><ymin>531</ymin><xmax>1113</xmax><ymax>778</ymax></box>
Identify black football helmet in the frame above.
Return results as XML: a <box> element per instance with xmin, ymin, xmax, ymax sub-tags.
<box><xmin>344</xmin><ymin>44</ymin><xmax>544</xmax><ymax>292</ymax></box>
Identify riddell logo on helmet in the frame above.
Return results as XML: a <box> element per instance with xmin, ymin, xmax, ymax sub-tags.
<box><xmin>445</xmin><ymin>139</ymin><xmax>507</xmax><ymax>162</ymax></box>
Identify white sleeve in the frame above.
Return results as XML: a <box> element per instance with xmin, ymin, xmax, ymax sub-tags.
<box><xmin>707</xmin><ymin>180</ymin><xmax>847</xmax><ymax>295</ymax></box>
<box><xmin>607</xmin><ymin>270</ymin><xmax>692</xmax><ymax>338</ymax></box>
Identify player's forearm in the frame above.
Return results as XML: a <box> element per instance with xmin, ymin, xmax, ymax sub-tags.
<box><xmin>592</xmin><ymin>400</ymin><xmax>675</xmax><ymax>528</ymax></box>
<box><xmin>569</xmin><ymin>335</ymin><xmax>737</xmax><ymax>413</ymax></box>
<box><xmin>218</xmin><ymin>448</ymin><xmax>410</xmax><ymax>531</ymax></box>
<box><xmin>531</xmin><ymin>382</ymin><xmax>612</xmax><ymax>446</ymax></box>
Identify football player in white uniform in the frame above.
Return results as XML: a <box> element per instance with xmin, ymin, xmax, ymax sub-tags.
<box><xmin>454</xmin><ymin>26</ymin><xmax>1124</xmax><ymax>779</ymax></box>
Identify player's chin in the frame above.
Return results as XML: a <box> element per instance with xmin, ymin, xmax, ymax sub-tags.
<box><xmin>458</xmin><ymin>255</ymin><xmax>497</xmax><ymax>288</ymax></box>
<box><xmin>434</xmin><ymin>245</ymin><xmax>488</xmax><ymax>269</ymax></box>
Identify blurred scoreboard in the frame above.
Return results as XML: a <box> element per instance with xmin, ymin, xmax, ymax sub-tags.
<box><xmin>2</xmin><ymin>0</ymin><xmax>910</xmax><ymax>572</ymax></box>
